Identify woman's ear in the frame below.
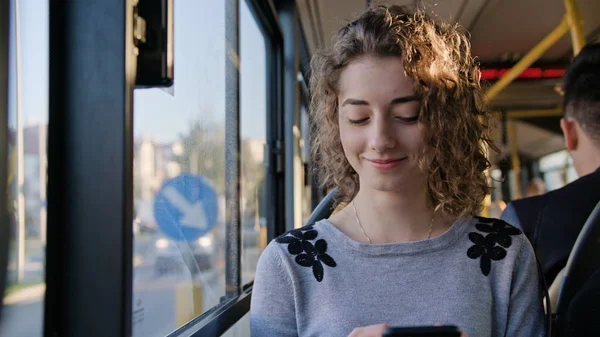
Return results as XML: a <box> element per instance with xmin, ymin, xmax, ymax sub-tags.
<box><xmin>560</xmin><ymin>117</ymin><xmax>579</xmax><ymax>151</ymax></box>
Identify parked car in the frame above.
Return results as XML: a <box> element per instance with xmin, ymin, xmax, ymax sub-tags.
<box><xmin>154</xmin><ymin>232</ymin><xmax>216</xmax><ymax>276</ymax></box>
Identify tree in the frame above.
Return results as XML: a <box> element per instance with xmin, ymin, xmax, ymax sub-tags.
<box><xmin>178</xmin><ymin>121</ymin><xmax>226</xmax><ymax>196</ymax></box>
<box><xmin>177</xmin><ymin>121</ymin><xmax>268</xmax><ymax>226</ymax></box>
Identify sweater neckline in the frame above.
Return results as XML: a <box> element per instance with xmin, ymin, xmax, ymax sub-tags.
<box><xmin>316</xmin><ymin>216</ymin><xmax>471</xmax><ymax>256</ymax></box>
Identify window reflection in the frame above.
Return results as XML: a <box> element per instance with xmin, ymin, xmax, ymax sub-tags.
<box><xmin>240</xmin><ymin>0</ymin><xmax>267</xmax><ymax>287</ymax></box>
<box><xmin>1</xmin><ymin>1</ymin><xmax>49</xmax><ymax>336</ymax></box>
<box><xmin>132</xmin><ymin>1</ymin><xmax>228</xmax><ymax>336</ymax></box>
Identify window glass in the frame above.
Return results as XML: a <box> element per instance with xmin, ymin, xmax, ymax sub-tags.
<box><xmin>132</xmin><ymin>2</ymin><xmax>227</xmax><ymax>335</ymax></box>
<box><xmin>240</xmin><ymin>0</ymin><xmax>267</xmax><ymax>286</ymax></box>
<box><xmin>1</xmin><ymin>1</ymin><xmax>48</xmax><ymax>336</ymax></box>
<box><xmin>539</xmin><ymin>150</ymin><xmax>577</xmax><ymax>191</ymax></box>
<box><xmin>539</xmin><ymin>150</ymin><xmax>570</xmax><ymax>172</ymax></box>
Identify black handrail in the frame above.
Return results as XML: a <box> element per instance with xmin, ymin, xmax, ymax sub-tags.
<box><xmin>167</xmin><ymin>283</ymin><xmax>253</xmax><ymax>337</ymax></box>
<box><xmin>554</xmin><ymin>199</ymin><xmax>600</xmax><ymax>335</ymax></box>
<box><xmin>305</xmin><ymin>187</ymin><xmax>337</xmax><ymax>225</ymax></box>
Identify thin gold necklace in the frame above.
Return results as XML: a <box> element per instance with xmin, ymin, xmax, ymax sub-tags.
<box><xmin>351</xmin><ymin>200</ymin><xmax>435</xmax><ymax>244</ymax></box>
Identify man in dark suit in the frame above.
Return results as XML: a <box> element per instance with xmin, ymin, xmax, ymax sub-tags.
<box><xmin>501</xmin><ymin>43</ymin><xmax>600</xmax><ymax>286</ymax></box>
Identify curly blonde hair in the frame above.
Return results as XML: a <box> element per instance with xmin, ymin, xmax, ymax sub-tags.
<box><xmin>309</xmin><ymin>4</ymin><xmax>499</xmax><ymax>217</ymax></box>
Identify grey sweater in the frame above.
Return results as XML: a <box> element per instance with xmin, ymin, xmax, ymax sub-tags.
<box><xmin>250</xmin><ymin>216</ymin><xmax>546</xmax><ymax>337</ymax></box>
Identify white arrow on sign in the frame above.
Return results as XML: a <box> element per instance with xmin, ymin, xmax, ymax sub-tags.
<box><xmin>162</xmin><ymin>185</ymin><xmax>208</xmax><ymax>229</ymax></box>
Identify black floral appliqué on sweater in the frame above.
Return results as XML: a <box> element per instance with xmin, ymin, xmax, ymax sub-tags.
<box><xmin>467</xmin><ymin>217</ymin><xmax>522</xmax><ymax>276</ymax></box>
<box><xmin>276</xmin><ymin>224</ymin><xmax>337</xmax><ymax>282</ymax></box>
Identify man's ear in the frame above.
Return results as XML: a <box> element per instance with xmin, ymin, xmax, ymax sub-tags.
<box><xmin>561</xmin><ymin>117</ymin><xmax>579</xmax><ymax>151</ymax></box>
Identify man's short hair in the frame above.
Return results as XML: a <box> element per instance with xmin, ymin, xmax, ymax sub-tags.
<box><xmin>563</xmin><ymin>43</ymin><xmax>600</xmax><ymax>142</ymax></box>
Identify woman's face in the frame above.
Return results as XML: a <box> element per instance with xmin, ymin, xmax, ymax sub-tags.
<box><xmin>337</xmin><ymin>55</ymin><xmax>426</xmax><ymax>193</ymax></box>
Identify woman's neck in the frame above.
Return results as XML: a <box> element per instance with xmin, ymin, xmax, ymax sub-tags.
<box><xmin>349</xmin><ymin>188</ymin><xmax>448</xmax><ymax>243</ymax></box>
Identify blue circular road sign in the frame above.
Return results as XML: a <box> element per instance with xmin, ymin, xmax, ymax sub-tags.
<box><xmin>153</xmin><ymin>173</ymin><xmax>219</xmax><ymax>241</ymax></box>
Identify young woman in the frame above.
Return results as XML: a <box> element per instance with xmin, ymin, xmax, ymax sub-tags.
<box><xmin>250</xmin><ymin>5</ymin><xmax>546</xmax><ymax>337</ymax></box>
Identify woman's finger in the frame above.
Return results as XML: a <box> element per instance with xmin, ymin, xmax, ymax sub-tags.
<box><xmin>347</xmin><ymin>324</ymin><xmax>389</xmax><ymax>337</ymax></box>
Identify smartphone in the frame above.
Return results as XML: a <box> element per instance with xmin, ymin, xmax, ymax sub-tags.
<box><xmin>382</xmin><ymin>326</ymin><xmax>462</xmax><ymax>337</ymax></box>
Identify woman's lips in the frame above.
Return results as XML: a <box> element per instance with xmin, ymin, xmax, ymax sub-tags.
<box><xmin>366</xmin><ymin>157</ymin><xmax>407</xmax><ymax>170</ymax></box>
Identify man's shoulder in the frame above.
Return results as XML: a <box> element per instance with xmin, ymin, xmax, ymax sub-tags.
<box><xmin>505</xmin><ymin>170</ymin><xmax>600</xmax><ymax>234</ymax></box>
<box><xmin>512</xmin><ymin>170</ymin><xmax>600</xmax><ymax>211</ymax></box>
<box><xmin>547</xmin><ymin>169</ymin><xmax>600</xmax><ymax>197</ymax></box>
<box><xmin>506</xmin><ymin>193</ymin><xmax>549</xmax><ymax>230</ymax></box>
<box><xmin>509</xmin><ymin>193</ymin><xmax>548</xmax><ymax>213</ymax></box>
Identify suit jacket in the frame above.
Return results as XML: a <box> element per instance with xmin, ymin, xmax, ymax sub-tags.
<box><xmin>500</xmin><ymin>168</ymin><xmax>600</xmax><ymax>285</ymax></box>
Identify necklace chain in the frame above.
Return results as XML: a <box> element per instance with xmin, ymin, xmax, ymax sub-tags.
<box><xmin>351</xmin><ymin>200</ymin><xmax>435</xmax><ymax>244</ymax></box>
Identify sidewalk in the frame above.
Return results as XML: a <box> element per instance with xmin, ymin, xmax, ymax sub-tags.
<box><xmin>3</xmin><ymin>284</ymin><xmax>45</xmax><ymax>305</ymax></box>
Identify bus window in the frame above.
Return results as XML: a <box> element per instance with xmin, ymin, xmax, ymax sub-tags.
<box><xmin>539</xmin><ymin>150</ymin><xmax>578</xmax><ymax>191</ymax></box>
<box><xmin>1</xmin><ymin>1</ymin><xmax>48</xmax><ymax>336</ymax></box>
<box><xmin>131</xmin><ymin>1</ymin><xmax>227</xmax><ymax>335</ymax></box>
<box><xmin>218</xmin><ymin>2</ymin><xmax>270</xmax><ymax>335</ymax></box>
<box><xmin>239</xmin><ymin>0</ymin><xmax>268</xmax><ymax>287</ymax></box>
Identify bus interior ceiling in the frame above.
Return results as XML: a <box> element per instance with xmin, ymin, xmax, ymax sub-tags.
<box><xmin>296</xmin><ymin>0</ymin><xmax>600</xmax><ymax>163</ymax></box>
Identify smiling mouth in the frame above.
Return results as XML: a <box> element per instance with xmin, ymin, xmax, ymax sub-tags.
<box><xmin>367</xmin><ymin>158</ymin><xmax>406</xmax><ymax>164</ymax></box>
<box><xmin>365</xmin><ymin>157</ymin><xmax>408</xmax><ymax>170</ymax></box>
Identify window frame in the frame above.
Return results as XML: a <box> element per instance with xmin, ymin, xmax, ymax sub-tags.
<box><xmin>0</xmin><ymin>0</ymin><xmax>11</xmax><ymax>322</ymax></box>
<box><xmin>44</xmin><ymin>1</ymin><xmax>135</xmax><ymax>336</ymax></box>
<box><xmin>277</xmin><ymin>0</ymin><xmax>299</xmax><ymax>233</ymax></box>
<box><xmin>245</xmin><ymin>0</ymin><xmax>289</xmax><ymax>261</ymax></box>
<box><xmin>254</xmin><ymin>0</ymin><xmax>286</xmax><ymax>247</ymax></box>
<box><xmin>224</xmin><ymin>0</ymin><xmax>242</xmax><ymax>299</ymax></box>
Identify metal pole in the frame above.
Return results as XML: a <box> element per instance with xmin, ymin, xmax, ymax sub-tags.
<box><xmin>491</xmin><ymin>108</ymin><xmax>564</xmax><ymax>119</ymax></box>
<box><xmin>485</xmin><ymin>16</ymin><xmax>570</xmax><ymax>102</ymax></box>
<box><xmin>14</xmin><ymin>0</ymin><xmax>25</xmax><ymax>282</ymax></box>
<box><xmin>563</xmin><ymin>0</ymin><xmax>586</xmax><ymax>55</ymax></box>
<box><xmin>506</xmin><ymin>108</ymin><xmax>564</xmax><ymax>119</ymax></box>
<box><xmin>225</xmin><ymin>0</ymin><xmax>241</xmax><ymax>297</ymax></box>
<box><xmin>508</xmin><ymin>119</ymin><xmax>521</xmax><ymax>199</ymax></box>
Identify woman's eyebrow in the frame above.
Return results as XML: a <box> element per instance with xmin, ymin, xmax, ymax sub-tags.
<box><xmin>341</xmin><ymin>95</ymin><xmax>418</xmax><ymax>107</ymax></box>
<box><xmin>390</xmin><ymin>95</ymin><xmax>419</xmax><ymax>105</ymax></box>
<box><xmin>341</xmin><ymin>98</ymin><xmax>369</xmax><ymax>107</ymax></box>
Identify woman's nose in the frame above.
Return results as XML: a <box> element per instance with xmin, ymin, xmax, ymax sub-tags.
<box><xmin>369</xmin><ymin>118</ymin><xmax>396</xmax><ymax>152</ymax></box>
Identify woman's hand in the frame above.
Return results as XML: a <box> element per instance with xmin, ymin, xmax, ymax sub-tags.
<box><xmin>347</xmin><ymin>324</ymin><xmax>389</xmax><ymax>337</ymax></box>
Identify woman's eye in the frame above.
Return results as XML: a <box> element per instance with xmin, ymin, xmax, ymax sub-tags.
<box><xmin>394</xmin><ymin>116</ymin><xmax>419</xmax><ymax>123</ymax></box>
<box><xmin>347</xmin><ymin>117</ymin><xmax>369</xmax><ymax>125</ymax></box>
